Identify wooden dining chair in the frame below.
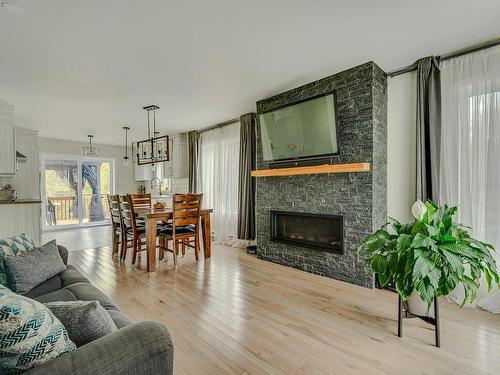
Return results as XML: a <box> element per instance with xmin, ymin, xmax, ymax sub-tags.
<box><xmin>107</xmin><ymin>195</ymin><xmax>122</xmax><ymax>257</ymax></box>
<box><xmin>118</xmin><ymin>196</ymin><xmax>139</xmax><ymax>262</ymax></box>
<box><xmin>126</xmin><ymin>193</ymin><xmax>166</xmax><ymax>265</ymax></box>
<box><xmin>121</xmin><ymin>194</ymin><xmax>150</xmax><ymax>264</ymax></box>
<box><xmin>159</xmin><ymin>193</ymin><xmax>203</xmax><ymax>266</ymax></box>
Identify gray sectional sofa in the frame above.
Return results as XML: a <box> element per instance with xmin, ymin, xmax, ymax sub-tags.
<box><xmin>24</xmin><ymin>245</ymin><xmax>174</xmax><ymax>375</ymax></box>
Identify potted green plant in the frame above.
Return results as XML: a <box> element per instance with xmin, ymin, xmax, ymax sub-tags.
<box><xmin>357</xmin><ymin>200</ymin><xmax>499</xmax><ymax>315</ymax></box>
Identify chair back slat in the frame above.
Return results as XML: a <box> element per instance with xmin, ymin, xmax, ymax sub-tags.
<box><xmin>172</xmin><ymin>210</ymin><xmax>200</xmax><ymax>218</ymax></box>
<box><xmin>173</xmin><ymin>202</ymin><xmax>201</xmax><ymax>210</ymax></box>
<box><xmin>119</xmin><ymin>199</ymin><xmax>134</xmax><ymax>229</ymax></box>
<box><xmin>174</xmin><ymin>217</ymin><xmax>199</xmax><ymax>227</ymax></box>
<box><xmin>127</xmin><ymin>194</ymin><xmax>146</xmax><ymax>232</ymax></box>
<box><xmin>129</xmin><ymin>193</ymin><xmax>152</xmax><ymax>209</ymax></box>
<box><xmin>172</xmin><ymin>194</ymin><xmax>202</xmax><ymax>234</ymax></box>
<box><xmin>107</xmin><ymin>195</ymin><xmax>121</xmax><ymax>226</ymax></box>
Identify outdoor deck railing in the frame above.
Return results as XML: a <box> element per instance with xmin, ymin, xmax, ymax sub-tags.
<box><xmin>46</xmin><ymin>194</ymin><xmax>110</xmax><ymax>225</ymax></box>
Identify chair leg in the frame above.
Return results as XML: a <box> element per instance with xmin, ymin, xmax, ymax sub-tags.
<box><xmin>174</xmin><ymin>239</ymin><xmax>179</xmax><ymax>267</ymax></box>
<box><xmin>121</xmin><ymin>238</ymin><xmax>127</xmax><ymax>260</ymax></box>
<box><xmin>118</xmin><ymin>236</ymin><xmax>123</xmax><ymax>259</ymax></box>
<box><xmin>194</xmin><ymin>233</ymin><xmax>199</xmax><ymax>261</ymax></box>
<box><xmin>182</xmin><ymin>239</ymin><xmax>186</xmax><ymax>256</ymax></box>
<box><xmin>132</xmin><ymin>237</ymin><xmax>138</xmax><ymax>265</ymax></box>
<box><xmin>117</xmin><ymin>235</ymin><xmax>123</xmax><ymax>258</ymax></box>
<box><xmin>112</xmin><ymin>233</ymin><xmax>117</xmax><ymax>255</ymax></box>
<box><xmin>159</xmin><ymin>237</ymin><xmax>165</xmax><ymax>260</ymax></box>
<box><xmin>112</xmin><ymin>226</ymin><xmax>118</xmax><ymax>256</ymax></box>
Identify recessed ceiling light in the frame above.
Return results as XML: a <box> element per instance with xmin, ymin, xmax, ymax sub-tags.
<box><xmin>1</xmin><ymin>2</ymin><xmax>25</xmax><ymax>15</ymax></box>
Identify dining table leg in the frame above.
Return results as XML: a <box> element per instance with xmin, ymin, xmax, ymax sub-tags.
<box><xmin>146</xmin><ymin>217</ymin><xmax>157</xmax><ymax>272</ymax></box>
<box><xmin>201</xmin><ymin>213</ymin><xmax>211</xmax><ymax>258</ymax></box>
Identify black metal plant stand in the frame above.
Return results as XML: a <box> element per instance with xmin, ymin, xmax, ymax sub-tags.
<box><xmin>398</xmin><ymin>295</ymin><xmax>440</xmax><ymax>347</ymax></box>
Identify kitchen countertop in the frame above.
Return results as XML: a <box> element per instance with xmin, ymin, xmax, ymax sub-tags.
<box><xmin>0</xmin><ymin>199</ymin><xmax>42</xmax><ymax>205</ymax></box>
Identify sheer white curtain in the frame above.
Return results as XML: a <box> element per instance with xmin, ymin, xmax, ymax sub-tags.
<box><xmin>198</xmin><ymin>122</ymin><xmax>240</xmax><ymax>244</ymax></box>
<box><xmin>439</xmin><ymin>46</ymin><xmax>500</xmax><ymax>313</ymax></box>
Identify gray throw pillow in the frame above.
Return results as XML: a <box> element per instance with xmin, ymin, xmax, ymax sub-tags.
<box><xmin>44</xmin><ymin>301</ymin><xmax>118</xmax><ymax>347</ymax></box>
<box><xmin>3</xmin><ymin>240</ymin><xmax>67</xmax><ymax>294</ymax></box>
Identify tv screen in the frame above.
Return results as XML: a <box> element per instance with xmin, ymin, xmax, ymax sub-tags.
<box><xmin>259</xmin><ymin>93</ymin><xmax>338</xmax><ymax>162</ymax></box>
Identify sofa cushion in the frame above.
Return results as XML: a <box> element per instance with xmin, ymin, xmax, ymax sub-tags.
<box><xmin>107</xmin><ymin>309</ymin><xmax>134</xmax><ymax>329</ymax></box>
<box><xmin>0</xmin><ymin>233</ymin><xmax>35</xmax><ymax>286</ymax></box>
<box><xmin>24</xmin><ymin>275</ymin><xmax>62</xmax><ymax>299</ymax></box>
<box><xmin>56</xmin><ymin>245</ymin><xmax>69</xmax><ymax>265</ymax></box>
<box><xmin>34</xmin><ymin>288</ymin><xmax>78</xmax><ymax>303</ymax></box>
<box><xmin>59</xmin><ymin>265</ymin><xmax>90</xmax><ymax>288</ymax></box>
<box><xmin>3</xmin><ymin>240</ymin><xmax>67</xmax><ymax>294</ymax></box>
<box><xmin>0</xmin><ymin>284</ymin><xmax>76</xmax><ymax>373</ymax></box>
<box><xmin>64</xmin><ymin>283</ymin><xmax>118</xmax><ymax>311</ymax></box>
<box><xmin>24</xmin><ymin>265</ymin><xmax>90</xmax><ymax>300</ymax></box>
<box><xmin>44</xmin><ymin>301</ymin><xmax>118</xmax><ymax>347</ymax></box>
<box><xmin>34</xmin><ymin>283</ymin><xmax>118</xmax><ymax>311</ymax></box>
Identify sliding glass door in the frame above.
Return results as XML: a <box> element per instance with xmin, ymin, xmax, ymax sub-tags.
<box><xmin>41</xmin><ymin>154</ymin><xmax>115</xmax><ymax>230</ymax></box>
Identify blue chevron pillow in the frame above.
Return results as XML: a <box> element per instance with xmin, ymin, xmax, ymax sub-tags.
<box><xmin>0</xmin><ymin>233</ymin><xmax>36</xmax><ymax>286</ymax></box>
<box><xmin>0</xmin><ymin>285</ymin><xmax>76</xmax><ymax>373</ymax></box>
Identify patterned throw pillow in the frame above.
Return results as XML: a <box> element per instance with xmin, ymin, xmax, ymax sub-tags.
<box><xmin>0</xmin><ymin>234</ymin><xmax>35</xmax><ymax>286</ymax></box>
<box><xmin>44</xmin><ymin>301</ymin><xmax>117</xmax><ymax>347</ymax></box>
<box><xmin>0</xmin><ymin>285</ymin><xmax>76</xmax><ymax>373</ymax></box>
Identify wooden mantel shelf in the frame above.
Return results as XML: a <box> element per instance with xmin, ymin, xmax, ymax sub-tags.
<box><xmin>251</xmin><ymin>162</ymin><xmax>370</xmax><ymax>177</ymax></box>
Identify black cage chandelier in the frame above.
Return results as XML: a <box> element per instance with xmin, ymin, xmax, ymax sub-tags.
<box><xmin>136</xmin><ymin>105</ymin><xmax>170</xmax><ymax>166</ymax></box>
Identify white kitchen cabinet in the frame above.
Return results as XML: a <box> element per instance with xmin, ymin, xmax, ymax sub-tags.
<box><xmin>12</xmin><ymin>128</ymin><xmax>40</xmax><ymax>199</ymax></box>
<box><xmin>162</xmin><ymin>133</ymin><xmax>188</xmax><ymax>179</ymax></box>
<box><xmin>0</xmin><ymin>124</ymin><xmax>15</xmax><ymax>175</ymax></box>
<box><xmin>134</xmin><ymin>163</ymin><xmax>153</xmax><ymax>181</ymax></box>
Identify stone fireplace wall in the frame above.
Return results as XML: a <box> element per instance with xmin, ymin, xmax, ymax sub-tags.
<box><xmin>255</xmin><ymin>61</ymin><xmax>387</xmax><ymax>288</ymax></box>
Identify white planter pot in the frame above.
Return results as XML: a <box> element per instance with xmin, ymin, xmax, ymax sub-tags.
<box><xmin>406</xmin><ymin>291</ymin><xmax>435</xmax><ymax>318</ymax></box>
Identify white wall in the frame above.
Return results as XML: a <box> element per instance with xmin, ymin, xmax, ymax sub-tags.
<box><xmin>38</xmin><ymin>137</ymin><xmax>139</xmax><ymax>194</ymax></box>
<box><xmin>387</xmin><ymin>72</ymin><xmax>417</xmax><ymax>222</ymax></box>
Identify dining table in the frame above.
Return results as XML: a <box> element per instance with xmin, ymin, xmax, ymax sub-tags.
<box><xmin>135</xmin><ymin>207</ymin><xmax>213</xmax><ymax>272</ymax></box>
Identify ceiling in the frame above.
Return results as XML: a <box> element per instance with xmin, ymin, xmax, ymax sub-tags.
<box><xmin>0</xmin><ymin>0</ymin><xmax>499</xmax><ymax>145</ymax></box>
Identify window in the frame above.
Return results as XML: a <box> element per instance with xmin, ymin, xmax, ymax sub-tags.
<box><xmin>198</xmin><ymin>122</ymin><xmax>240</xmax><ymax>244</ymax></box>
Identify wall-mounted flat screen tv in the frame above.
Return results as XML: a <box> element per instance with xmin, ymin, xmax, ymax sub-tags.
<box><xmin>258</xmin><ymin>92</ymin><xmax>339</xmax><ymax>163</ymax></box>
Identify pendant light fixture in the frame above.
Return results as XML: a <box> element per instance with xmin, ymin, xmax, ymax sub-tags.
<box><xmin>81</xmin><ymin>135</ymin><xmax>99</xmax><ymax>157</ymax></box>
<box><xmin>136</xmin><ymin>105</ymin><xmax>170</xmax><ymax>166</ymax></box>
<box><xmin>122</xmin><ymin>126</ymin><xmax>130</xmax><ymax>166</ymax></box>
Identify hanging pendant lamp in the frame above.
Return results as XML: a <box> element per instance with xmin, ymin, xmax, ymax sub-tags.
<box><xmin>136</xmin><ymin>105</ymin><xmax>170</xmax><ymax>166</ymax></box>
<box><xmin>81</xmin><ymin>135</ymin><xmax>99</xmax><ymax>157</ymax></box>
<box><xmin>123</xmin><ymin>126</ymin><xmax>130</xmax><ymax>166</ymax></box>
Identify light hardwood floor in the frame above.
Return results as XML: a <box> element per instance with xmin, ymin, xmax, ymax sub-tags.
<box><xmin>69</xmin><ymin>245</ymin><xmax>500</xmax><ymax>375</ymax></box>
<box><xmin>43</xmin><ymin>225</ymin><xmax>111</xmax><ymax>251</ymax></box>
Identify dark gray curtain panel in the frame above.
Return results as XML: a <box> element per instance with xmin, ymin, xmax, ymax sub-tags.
<box><xmin>416</xmin><ymin>57</ymin><xmax>441</xmax><ymax>202</ymax></box>
<box><xmin>237</xmin><ymin>113</ymin><xmax>256</xmax><ymax>240</ymax></box>
<box><xmin>188</xmin><ymin>130</ymin><xmax>200</xmax><ymax>193</ymax></box>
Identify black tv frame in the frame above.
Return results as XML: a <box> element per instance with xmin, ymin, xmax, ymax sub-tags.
<box><xmin>258</xmin><ymin>90</ymin><xmax>340</xmax><ymax>166</ymax></box>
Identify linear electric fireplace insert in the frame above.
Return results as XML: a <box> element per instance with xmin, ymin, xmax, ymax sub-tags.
<box><xmin>270</xmin><ymin>211</ymin><xmax>344</xmax><ymax>254</ymax></box>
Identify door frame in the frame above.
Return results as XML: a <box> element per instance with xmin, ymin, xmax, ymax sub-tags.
<box><xmin>40</xmin><ymin>152</ymin><xmax>116</xmax><ymax>232</ymax></box>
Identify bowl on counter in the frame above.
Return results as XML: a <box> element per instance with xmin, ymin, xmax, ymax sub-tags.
<box><xmin>0</xmin><ymin>190</ymin><xmax>16</xmax><ymax>201</ymax></box>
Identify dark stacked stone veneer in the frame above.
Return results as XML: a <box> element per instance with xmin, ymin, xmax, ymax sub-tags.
<box><xmin>255</xmin><ymin>61</ymin><xmax>387</xmax><ymax>288</ymax></box>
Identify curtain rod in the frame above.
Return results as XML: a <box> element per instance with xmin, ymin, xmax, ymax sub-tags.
<box><xmin>197</xmin><ymin>117</ymin><xmax>240</xmax><ymax>133</ymax></box>
<box><xmin>387</xmin><ymin>37</ymin><xmax>500</xmax><ymax>78</ymax></box>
